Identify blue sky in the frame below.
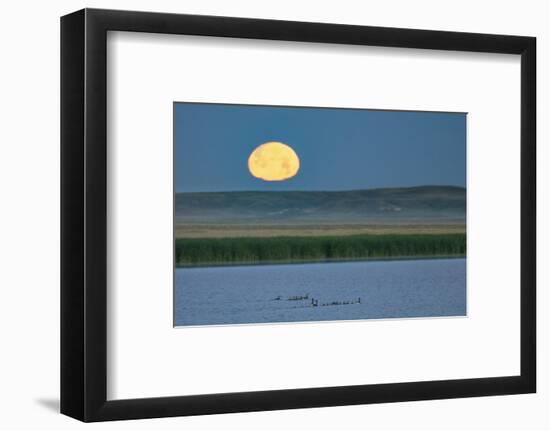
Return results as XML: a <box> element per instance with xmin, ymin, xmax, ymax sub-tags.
<box><xmin>174</xmin><ymin>103</ymin><xmax>466</xmax><ymax>192</ymax></box>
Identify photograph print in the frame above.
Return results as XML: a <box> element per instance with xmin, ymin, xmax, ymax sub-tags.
<box><xmin>174</xmin><ymin>102</ymin><xmax>466</xmax><ymax>327</ymax></box>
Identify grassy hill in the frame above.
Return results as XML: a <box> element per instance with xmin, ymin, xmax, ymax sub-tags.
<box><xmin>175</xmin><ymin>185</ymin><xmax>466</xmax><ymax>224</ymax></box>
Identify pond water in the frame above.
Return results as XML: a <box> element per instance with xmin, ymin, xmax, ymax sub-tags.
<box><xmin>174</xmin><ymin>258</ymin><xmax>466</xmax><ymax>326</ymax></box>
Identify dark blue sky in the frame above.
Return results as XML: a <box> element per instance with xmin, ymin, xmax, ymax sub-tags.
<box><xmin>174</xmin><ymin>103</ymin><xmax>466</xmax><ymax>192</ymax></box>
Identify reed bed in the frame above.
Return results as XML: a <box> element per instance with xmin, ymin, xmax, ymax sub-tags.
<box><xmin>175</xmin><ymin>233</ymin><xmax>466</xmax><ymax>266</ymax></box>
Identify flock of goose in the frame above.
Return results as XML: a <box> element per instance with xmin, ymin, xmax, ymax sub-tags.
<box><xmin>272</xmin><ymin>294</ymin><xmax>361</xmax><ymax>307</ymax></box>
<box><xmin>310</xmin><ymin>297</ymin><xmax>361</xmax><ymax>307</ymax></box>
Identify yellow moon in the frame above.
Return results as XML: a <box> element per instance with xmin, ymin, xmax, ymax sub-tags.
<box><xmin>248</xmin><ymin>142</ymin><xmax>300</xmax><ymax>181</ymax></box>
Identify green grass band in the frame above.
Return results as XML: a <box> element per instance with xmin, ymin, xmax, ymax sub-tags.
<box><xmin>175</xmin><ymin>233</ymin><xmax>466</xmax><ymax>266</ymax></box>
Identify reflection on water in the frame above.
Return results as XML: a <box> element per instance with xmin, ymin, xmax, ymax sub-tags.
<box><xmin>174</xmin><ymin>258</ymin><xmax>466</xmax><ymax>327</ymax></box>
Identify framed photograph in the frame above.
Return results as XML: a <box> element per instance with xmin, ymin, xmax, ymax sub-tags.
<box><xmin>61</xmin><ymin>8</ymin><xmax>536</xmax><ymax>422</ymax></box>
<box><xmin>173</xmin><ymin>102</ymin><xmax>468</xmax><ymax>326</ymax></box>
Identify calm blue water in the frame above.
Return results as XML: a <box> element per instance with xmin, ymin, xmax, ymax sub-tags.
<box><xmin>174</xmin><ymin>258</ymin><xmax>466</xmax><ymax>326</ymax></box>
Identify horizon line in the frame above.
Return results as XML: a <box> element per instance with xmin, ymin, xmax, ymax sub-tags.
<box><xmin>175</xmin><ymin>185</ymin><xmax>467</xmax><ymax>194</ymax></box>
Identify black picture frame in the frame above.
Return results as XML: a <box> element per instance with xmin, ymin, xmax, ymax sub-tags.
<box><xmin>61</xmin><ymin>8</ymin><xmax>536</xmax><ymax>422</ymax></box>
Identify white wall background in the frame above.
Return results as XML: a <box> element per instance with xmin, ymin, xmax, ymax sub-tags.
<box><xmin>0</xmin><ymin>0</ymin><xmax>546</xmax><ymax>429</ymax></box>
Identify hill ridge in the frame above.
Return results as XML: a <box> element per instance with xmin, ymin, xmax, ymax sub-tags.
<box><xmin>176</xmin><ymin>185</ymin><xmax>465</xmax><ymax>195</ymax></box>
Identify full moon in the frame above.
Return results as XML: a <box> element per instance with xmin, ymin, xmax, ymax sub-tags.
<box><xmin>248</xmin><ymin>141</ymin><xmax>300</xmax><ymax>181</ymax></box>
